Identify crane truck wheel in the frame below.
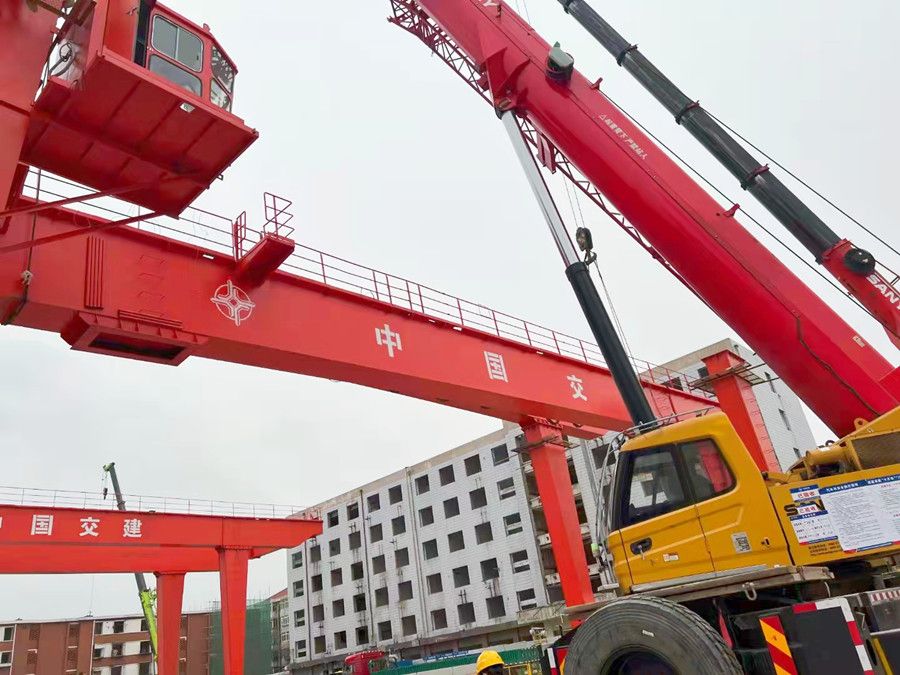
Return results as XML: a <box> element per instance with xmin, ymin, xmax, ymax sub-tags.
<box><xmin>565</xmin><ymin>596</ymin><xmax>742</xmax><ymax>674</ymax></box>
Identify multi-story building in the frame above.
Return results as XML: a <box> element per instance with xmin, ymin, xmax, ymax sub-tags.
<box><xmin>286</xmin><ymin>338</ymin><xmax>816</xmax><ymax>673</ymax></box>
<box><xmin>271</xmin><ymin>589</ymin><xmax>291</xmax><ymax>673</ymax></box>
<box><xmin>0</xmin><ymin>612</ymin><xmax>211</xmax><ymax>675</ymax></box>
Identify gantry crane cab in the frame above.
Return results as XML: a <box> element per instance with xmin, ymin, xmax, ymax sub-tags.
<box><xmin>20</xmin><ymin>0</ymin><xmax>258</xmax><ymax>216</ymax></box>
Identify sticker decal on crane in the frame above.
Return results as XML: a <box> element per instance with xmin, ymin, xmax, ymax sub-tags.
<box><xmin>211</xmin><ymin>280</ymin><xmax>256</xmax><ymax>327</ymax></box>
<box><xmin>785</xmin><ymin>474</ymin><xmax>899</xmax><ymax>554</ymax></box>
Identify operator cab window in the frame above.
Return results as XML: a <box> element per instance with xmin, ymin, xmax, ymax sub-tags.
<box><xmin>149</xmin><ymin>16</ymin><xmax>203</xmax><ymax>96</ymax></box>
<box><xmin>210</xmin><ymin>45</ymin><xmax>235</xmax><ymax>111</ymax></box>
<box><xmin>615</xmin><ymin>439</ymin><xmax>736</xmax><ymax>529</ymax></box>
<box><xmin>682</xmin><ymin>438</ymin><xmax>735</xmax><ymax>500</ymax></box>
<box><xmin>620</xmin><ymin>447</ymin><xmax>688</xmax><ymax>527</ymax></box>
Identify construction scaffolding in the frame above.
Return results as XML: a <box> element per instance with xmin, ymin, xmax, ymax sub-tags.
<box><xmin>208</xmin><ymin>598</ymin><xmax>274</xmax><ymax>675</ymax></box>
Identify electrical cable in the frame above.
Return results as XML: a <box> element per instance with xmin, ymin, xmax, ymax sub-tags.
<box><xmin>601</xmin><ymin>93</ymin><xmax>881</xmax><ymax>324</ymax></box>
<box><xmin>705</xmin><ymin>110</ymin><xmax>900</xmax><ymax>259</ymax></box>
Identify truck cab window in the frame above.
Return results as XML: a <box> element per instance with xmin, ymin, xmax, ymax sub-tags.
<box><xmin>620</xmin><ymin>448</ymin><xmax>688</xmax><ymax>527</ymax></box>
<box><xmin>681</xmin><ymin>439</ymin><xmax>734</xmax><ymax>501</ymax></box>
<box><xmin>151</xmin><ymin>16</ymin><xmax>203</xmax><ymax>72</ymax></box>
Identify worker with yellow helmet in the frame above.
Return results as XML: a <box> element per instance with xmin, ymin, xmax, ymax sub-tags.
<box><xmin>475</xmin><ymin>650</ymin><xmax>504</xmax><ymax>675</ymax></box>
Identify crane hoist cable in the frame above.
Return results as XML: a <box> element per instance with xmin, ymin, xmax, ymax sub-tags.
<box><xmin>704</xmin><ymin>110</ymin><xmax>899</xmax><ymax>259</ymax></box>
<box><xmin>601</xmin><ymin>92</ymin><xmax>883</xmax><ymax>325</ymax></box>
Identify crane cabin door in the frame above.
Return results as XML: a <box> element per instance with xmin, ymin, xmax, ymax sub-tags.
<box><xmin>613</xmin><ymin>446</ymin><xmax>714</xmax><ymax>588</ymax></box>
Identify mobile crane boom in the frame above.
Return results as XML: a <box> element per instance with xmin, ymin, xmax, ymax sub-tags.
<box><xmin>103</xmin><ymin>463</ymin><xmax>159</xmax><ymax>662</ymax></box>
<box><xmin>405</xmin><ymin>0</ymin><xmax>899</xmax><ymax>437</ymax></box>
<box><xmin>557</xmin><ymin>0</ymin><xmax>900</xmax><ymax>349</ymax></box>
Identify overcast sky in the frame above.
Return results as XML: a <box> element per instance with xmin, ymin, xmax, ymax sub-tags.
<box><xmin>1</xmin><ymin>0</ymin><xmax>898</xmax><ymax>620</ymax></box>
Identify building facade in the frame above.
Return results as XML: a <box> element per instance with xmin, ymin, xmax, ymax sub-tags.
<box><xmin>286</xmin><ymin>338</ymin><xmax>815</xmax><ymax>673</ymax></box>
<box><xmin>0</xmin><ymin>612</ymin><xmax>211</xmax><ymax>675</ymax></box>
<box><xmin>271</xmin><ymin>589</ymin><xmax>291</xmax><ymax>672</ymax></box>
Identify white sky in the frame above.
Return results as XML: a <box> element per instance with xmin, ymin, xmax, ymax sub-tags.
<box><xmin>1</xmin><ymin>0</ymin><xmax>898</xmax><ymax>619</ymax></box>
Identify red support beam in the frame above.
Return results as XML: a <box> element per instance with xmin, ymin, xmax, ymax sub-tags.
<box><xmin>702</xmin><ymin>350</ymin><xmax>780</xmax><ymax>472</ymax></box>
<box><xmin>156</xmin><ymin>573</ymin><xmax>185</xmax><ymax>675</ymax></box>
<box><xmin>523</xmin><ymin>421</ymin><xmax>595</xmax><ymax>610</ymax></box>
<box><xmin>0</xmin><ymin>206</ymin><xmax>712</xmax><ymax>438</ymax></box>
<box><xmin>219</xmin><ymin>548</ymin><xmax>250</xmax><ymax>675</ymax></box>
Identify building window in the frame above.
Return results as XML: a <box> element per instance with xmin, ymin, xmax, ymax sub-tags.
<box><xmin>401</xmin><ymin>615</ymin><xmax>417</xmax><ymax>636</ymax></box>
<box><xmin>335</xmin><ymin>630</ymin><xmax>347</xmax><ymax>650</ymax></box>
<box><xmin>443</xmin><ymin>497</ymin><xmax>460</xmax><ymax>518</ymax></box>
<box><xmin>395</xmin><ymin>547</ymin><xmax>410</xmax><ymax>568</ymax></box>
<box><xmin>697</xmin><ymin>365</ymin><xmax>709</xmax><ymax>379</ymax></box>
<box><xmin>370</xmin><ymin>523</ymin><xmax>383</xmax><ymax>543</ymax></box>
<box><xmin>329</xmin><ymin>538</ymin><xmax>341</xmax><ymax>556</ymax></box>
<box><xmin>423</xmin><ymin>538</ymin><xmax>439</xmax><ymax>559</ymax></box>
<box><xmin>510</xmin><ymin>550</ymin><xmax>529</xmax><ymax>573</ymax></box>
<box><xmin>372</xmin><ymin>555</ymin><xmax>386</xmax><ymax>574</ymax></box>
<box><xmin>314</xmin><ymin>636</ymin><xmax>326</xmax><ymax>654</ymax></box>
<box><xmin>349</xmin><ymin>530</ymin><xmax>362</xmax><ymax>550</ymax></box>
<box><xmin>388</xmin><ymin>485</ymin><xmax>403</xmax><ymax>504</ymax></box>
<box><xmin>310</xmin><ymin>545</ymin><xmax>321</xmax><ymax>564</ymax></box>
<box><xmin>448</xmin><ymin>530</ymin><xmax>465</xmax><ymax>552</ymax></box>
<box><xmin>486</xmin><ymin>595</ymin><xmax>506</xmax><ymax>619</ymax></box>
<box><xmin>491</xmin><ymin>444</ymin><xmax>509</xmax><ymax>466</ymax></box>
<box><xmin>457</xmin><ymin>602</ymin><xmax>476</xmax><ymax>624</ymax></box>
<box><xmin>139</xmin><ymin>662</ymin><xmax>151</xmax><ymax>675</ymax></box>
<box><xmin>465</xmin><ymin>454</ymin><xmax>482</xmax><ymax>476</ymax></box>
<box><xmin>353</xmin><ymin>593</ymin><xmax>366</xmax><ymax>613</ymax></box>
<box><xmin>327</xmin><ymin>510</ymin><xmax>339</xmax><ymax>528</ymax></box>
<box><xmin>312</xmin><ymin>604</ymin><xmax>325</xmax><ymax>622</ymax></box>
<box><xmin>0</xmin><ymin>626</ymin><xmax>12</xmax><ymax>641</ymax></box>
<box><xmin>481</xmin><ymin>558</ymin><xmax>500</xmax><ymax>581</ymax></box>
<box><xmin>295</xmin><ymin>640</ymin><xmax>307</xmax><ymax>658</ymax></box>
<box><xmin>330</xmin><ymin>568</ymin><xmax>343</xmax><ymax>587</ymax></box>
<box><xmin>469</xmin><ymin>487</ymin><xmax>487</xmax><ymax>509</ymax></box>
<box><xmin>517</xmin><ymin>588</ymin><xmax>537</xmax><ymax>609</ymax></box>
<box><xmin>93</xmin><ymin>647</ymin><xmax>104</xmax><ymax>659</ymax></box>
<box><xmin>291</xmin><ymin>550</ymin><xmax>303</xmax><ymax>568</ymax></box>
<box><xmin>591</xmin><ymin>442</ymin><xmax>612</xmax><ymax>470</ymax></box>
<box><xmin>766</xmin><ymin>372</ymin><xmax>777</xmax><ymax>393</ymax></box>
<box><xmin>392</xmin><ymin>515</ymin><xmax>406</xmax><ymax>536</ymax></box>
<box><xmin>2</xmin><ymin>651</ymin><xmax>15</xmax><ymax>665</ymax></box>
<box><xmin>378</xmin><ymin>621</ymin><xmax>393</xmax><ymax>641</ymax></box>
<box><xmin>475</xmin><ymin>522</ymin><xmax>493</xmax><ymax>544</ymax></box>
<box><xmin>419</xmin><ymin>506</ymin><xmax>434</xmax><ymax>527</ymax></box>
<box><xmin>497</xmin><ymin>477</ymin><xmax>516</xmax><ymax>500</ymax></box>
<box><xmin>398</xmin><ymin>580</ymin><xmax>414</xmax><ymax>601</ymax></box>
<box><xmin>431</xmin><ymin>608</ymin><xmax>448</xmax><ymax>630</ymax></box>
<box><xmin>356</xmin><ymin>626</ymin><xmax>369</xmax><ymax>646</ymax></box>
<box><xmin>504</xmin><ymin>513</ymin><xmax>523</xmax><ymax>536</ymax></box>
<box><xmin>367</xmin><ymin>493</ymin><xmax>381</xmax><ymax>512</ymax></box>
<box><xmin>112</xmin><ymin>620</ymin><xmax>125</xmax><ymax>633</ymax></box>
<box><xmin>375</xmin><ymin>586</ymin><xmax>389</xmax><ymax>606</ymax></box>
<box><xmin>779</xmin><ymin>408</ymin><xmax>792</xmax><ymax>431</ymax></box>
<box><xmin>439</xmin><ymin>465</ymin><xmax>455</xmax><ymax>486</ymax></box>
<box><xmin>332</xmin><ymin>599</ymin><xmax>345</xmax><ymax>618</ymax></box>
<box><xmin>347</xmin><ymin>502</ymin><xmax>360</xmax><ymax>520</ymax></box>
<box><xmin>293</xmin><ymin>580</ymin><xmax>305</xmax><ymax>597</ymax></box>
<box><xmin>453</xmin><ymin>565</ymin><xmax>470</xmax><ymax>588</ymax></box>
<box><xmin>294</xmin><ymin>609</ymin><xmax>305</xmax><ymax>627</ymax></box>
<box><xmin>427</xmin><ymin>573</ymin><xmax>443</xmax><ymax>594</ymax></box>
<box><xmin>794</xmin><ymin>447</ymin><xmax>802</xmax><ymax>459</ymax></box>
<box><xmin>351</xmin><ymin>561</ymin><xmax>364</xmax><ymax>580</ymax></box>
<box><xmin>660</xmin><ymin>376</ymin><xmax>683</xmax><ymax>391</ymax></box>
<box><xmin>311</xmin><ymin>574</ymin><xmax>323</xmax><ymax>592</ymax></box>
<box><xmin>415</xmin><ymin>475</ymin><xmax>430</xmax><ymax>494</ymax></box>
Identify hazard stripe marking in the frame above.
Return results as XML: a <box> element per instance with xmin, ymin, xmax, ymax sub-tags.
<box><xmin>759</xmin><ymin>615</ymin><xmax>798</xmax><ymax>675</ymax></box>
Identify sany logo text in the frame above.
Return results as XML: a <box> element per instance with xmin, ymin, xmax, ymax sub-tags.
<box><xmin>867</xmin><ymin>274</ymin><xmax>900</xmax><ymax>310</ymax></box>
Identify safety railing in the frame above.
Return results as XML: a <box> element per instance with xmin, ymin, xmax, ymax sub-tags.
<box><xmin>0</xmin><ymin>485</ymin><xmax>316</xmax><ymax>520</ymax></box>
<box><xmin>16</xmin><ymin>170</ymin><xmax>714</xmax><ymax>400</ymax></box>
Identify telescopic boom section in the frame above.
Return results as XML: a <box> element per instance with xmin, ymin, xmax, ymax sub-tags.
<box><xmin>557</xmin><ymin>0</ymin><xmax>900</xmax><ymax>349</ymax></box>
<box><xmin>409</xmin><ymin>0</ymin><xmax>899</xmax><ymax>436</ymax></box>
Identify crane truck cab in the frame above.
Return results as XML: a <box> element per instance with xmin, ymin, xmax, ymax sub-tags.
<box><xmin>566</xmin><ymin>408</ymin><xmax>899</xmax><ymax>673</ymax></box>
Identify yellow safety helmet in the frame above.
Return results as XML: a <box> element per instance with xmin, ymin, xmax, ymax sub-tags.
<box><xmin>476</xmin><ymin>650</ymin><xmax>504</xmax><ymax>673</ymax></box>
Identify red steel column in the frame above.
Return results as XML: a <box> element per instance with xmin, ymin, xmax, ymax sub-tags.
<box><xmin>155</xmin><ymin>572</ymin><xmax>185</xmax><ymax>675</ymax></box>
<box><xmin>524</xmin><ymin>421</ymin><xmax>595</xmax><ymax>609</ymax></box>
<box><xmin>219</xmin><ymin>548</ymin><xmax>250</xmax><ymax>675</ymax></box>
<box><xmin>702</xmin><ymin>350</ymin><xmax>780</xmax><ymax>472</ymax></box>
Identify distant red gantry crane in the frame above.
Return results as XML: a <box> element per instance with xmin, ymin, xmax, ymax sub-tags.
<box><xmin>0</xmin><ymin>0</ymin><xmax>899</xmax><ymax>671</ymax></box>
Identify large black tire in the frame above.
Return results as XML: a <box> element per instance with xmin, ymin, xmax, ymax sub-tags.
<box><xmin>565</xmin><ymin>596</ymin><xmax>742</xmax><ymax>674</ymax></box>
